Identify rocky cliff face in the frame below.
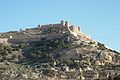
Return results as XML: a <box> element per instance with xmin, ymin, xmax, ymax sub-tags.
<box><xmin>0</xmin><ymin>21</ymin><xmax>120</xmax><ymax>80</ymax></box>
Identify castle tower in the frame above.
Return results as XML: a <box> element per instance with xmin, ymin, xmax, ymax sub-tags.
<box><xmin>78</xmin><ymin>27</ymin><xmax>80</xmax><ymax>31</ymax></box>
<box><xmin>65</xmin><ymin>21</ymin><xmax>69</xmax><ymax>27</ymax></box>
<box><xmin>60</xmin><ymin>20</ymin><xmax>65</xmax><ymax>26</ymax></box>
<box><xmin>38</xmin><ymin>25</ymin><xmax>41</xmax><ymax>27</ymax></box>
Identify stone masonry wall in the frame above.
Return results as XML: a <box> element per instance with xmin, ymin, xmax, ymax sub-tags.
<box><xmin>39</xmin><ymin>20</ymin><xmax>80</xmax><ymax>33</ymax></box>
<box><xmin>39</xmin><ymin>20</ymin><xmax>66</xmax><ymax>30</ymax></box>
<box><xmin>69</xmin><ymin>25</ymin><xmax>80</xmax><ymax>33</ymax></box>
<box><xmin>3</xmin><ymin>20</ymin><xmax>82</xmax><ymax>44</ymax></box>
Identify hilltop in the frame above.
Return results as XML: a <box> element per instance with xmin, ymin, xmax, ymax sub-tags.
<box><xmin>0</xmin><ymin>21</ymin><xmax>120</xmax><ymax>80</ymax></box>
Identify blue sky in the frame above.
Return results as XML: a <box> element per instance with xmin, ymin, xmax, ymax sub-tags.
<box><xmin>0</xmin><ymin>0</ymin><xmax>120</xmax><ymax>52</ymax></box>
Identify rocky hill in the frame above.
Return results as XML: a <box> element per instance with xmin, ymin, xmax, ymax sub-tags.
<box><xmin>0</xmin><ymin>21</ymin><xmax>120</xmax><ymax>80</ymax></box>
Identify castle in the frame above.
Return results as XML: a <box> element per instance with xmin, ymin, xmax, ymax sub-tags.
<box><xmin>0</xmin><ymin>20</ymin><xmax>91</xmax><ymax>44</ymax></box>
<box><xmin>38</xmin><ymin>20</ymin><xmax>80</xmax><ymax>33</ymax></box>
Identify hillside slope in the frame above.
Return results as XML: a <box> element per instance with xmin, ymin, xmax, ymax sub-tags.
<box><xmin>0</xmin><ymin>21</ymin><xmax>120</xmax><ymax>80</ymax></box>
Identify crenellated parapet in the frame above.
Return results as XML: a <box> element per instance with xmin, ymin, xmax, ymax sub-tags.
<box><xmin>38</xmin><ymin>20</ymin><xmax>80</xmax><ymax>33</ymax></box>
<box><xmin>39</xmin><ymin>20</ymin><xmax>67</xmax><ymax>30</ymax></box>
<box><xmin>1</xmin><ymin>20</ymin><xmax>91</xmax><ymax>44</ymax></box>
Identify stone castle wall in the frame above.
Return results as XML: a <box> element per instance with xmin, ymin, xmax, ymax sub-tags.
<box><xmin>1</xmin><ymin>20</ymin><xmax>82</xmax><ymax>44</ymax></box>
<box><xmin>8</xmin><ymin>37</ymin><xmax>42</xmax><ymax>44</ymax></box>
<box><xmin>8</xmin><ymin>33</ymin><xmax>67</xmax><ymax>44</ymax></box>
<box><xmin>40</xmin><ymin>23</ymin><xmax>63</xmax><ymax>30</ymax></box>
<box><xmin>39</xmin><ymin>20</ymin><xmax>80</xmax><ymax>33</ymax></box>
<box><xmin>69</xmin><ymin>25</ymin><xmax>80</xmax><ymax>33</ymax></box>
<box><xmin>39</xmin><ymin>20</ymin><xmax>66</xmax><ymax>30</ymax></box>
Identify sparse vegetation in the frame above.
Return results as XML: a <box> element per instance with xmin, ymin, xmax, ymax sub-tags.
<box><xmin>0</xmin><ymin>43</ymin><xmax>13</xmax><ymax>61</ymax></box>
<box><xmin>42</xmin><ymin>69</ymin><xmax>55</xmax><ymax>77</ymax></box>
<box><xmin>0</xmin><ymin>22</ymin><xmax>120</xmax><ymax>80</ymax></box>
<box><xmin>0</xmin><ymin>43</ymin><xmax>12</xmax><ymax>55</ymax></box>
<box><xmin>97</xmin><ymin>42</ymin><xmax>107</xmax><ymax>50</ymax></box>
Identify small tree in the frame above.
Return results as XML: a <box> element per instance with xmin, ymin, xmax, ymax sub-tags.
<box><xmin>98</xmin><ymin>42</ymin><xmax>107</xmax><ymax>50</ymax></box>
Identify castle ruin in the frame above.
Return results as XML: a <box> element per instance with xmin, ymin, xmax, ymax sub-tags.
<box><xmin>0</xmin><ymin>20</ymin><xmax>91</xmax><ymax>44</ymax></box>
<box><xmin>38</xmin><ymin>20</ymin><xmax>80</xmax><ymax>33</ymax></box>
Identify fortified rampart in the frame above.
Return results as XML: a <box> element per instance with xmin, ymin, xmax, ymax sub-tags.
<box><xmin>8</xmin><ymin>37</ymin><xmax>42</xmax><ymax>44</ymax></box>
<box><xmin>8</xmin><ymin>33</ymin><xmax>68</xmax><ymax>44</ymax></box>
<box><xmin>38</xmin><ymin>20</ymin><xmax>80</xmax><ymax>33</ymax></box>
<box><xmin>69</xmin><ymin>25</ymin><xmax>80</xmax><ymax>33</ymax></box>
<box><xmin>39</xmin><ymin>20</ymin><xmax>66</xmax><ymax>30</ymax></box>
<box><xmin>1</xmin><ymin>20</ymin><xmax>83</xmax><ymax>44</ymax></box>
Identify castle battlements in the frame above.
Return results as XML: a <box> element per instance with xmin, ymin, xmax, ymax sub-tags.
<box><xmin>37</xmin><ymin>20</ymin><xmax>80</xmax><ymax>33</ymax></box>
<box><xmin>0</xmin><ymin>20</ymin><xmax>93</xmax><ymax>44</ymax></box>
<box><xmin>38</xmin><ymin>20</ymin><xmax>69</xmax><ymax>30</ymax></box>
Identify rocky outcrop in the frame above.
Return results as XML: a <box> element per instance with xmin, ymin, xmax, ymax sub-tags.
<box><xmin>0</xmin><ymin>38</ymin><xmax>8</xmax><ymax>44</ymax></box>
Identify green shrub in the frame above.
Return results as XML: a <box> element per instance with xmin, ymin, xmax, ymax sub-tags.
<box><xmin>42</xmin><ymin>69</ymin><xmax>55</xmax><ymax>77</ymax></box>
<box><xmin>47</xmin><ymin>39</ymin><xmax>72</xmax><ymax>49</ymax></box>
<box><xmin>97</xmin><ymin>42</ymin><xmax>107</xmax><ymax>50</ymax></box>
<box><xmin>0</xmin><ymin>44</ymin><xmax>12</xmax><ymax>55</ymax></box>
